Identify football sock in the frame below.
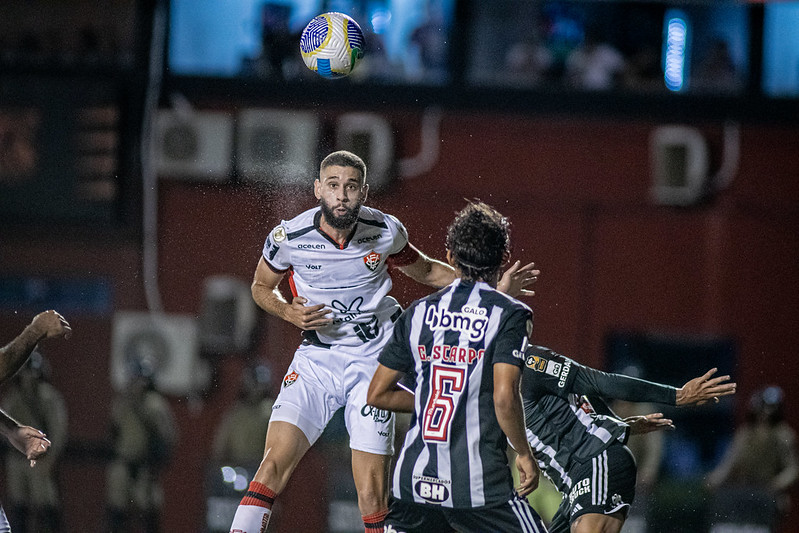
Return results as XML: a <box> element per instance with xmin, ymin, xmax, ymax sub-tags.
<box><xmin>229</xmin><ymin>481</ymin><xmax>276</xmax><ymax>533</ymax></box>
<box><xmin>362</xmin><ymin>509</ymin><xmax>389</xmax><ymax>533</ymax></box>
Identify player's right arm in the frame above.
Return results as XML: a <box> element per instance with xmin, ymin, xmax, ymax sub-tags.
<box><xmin>0</xmin><ymin>310</ymin><xmax>71</xmax><ymax>384</ymax></box>
<box><xmin>251</xmin><ymin>257</ymin><xmax>332</xmax><ymax>330</ymax></box>
<box><xmin>495</xmin><ymin>362</ymin><xmax>540</xmax><ymax>497</ymax></box>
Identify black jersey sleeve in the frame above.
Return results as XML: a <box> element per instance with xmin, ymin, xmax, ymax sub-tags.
<box><xmin>521</xmin><ymin>345</ymin><xmax>677</xmax><ymax>405</ymax></box>
<box><xmin>572</xmin><ymin>363</ymin><xmax>677</xmax><ymax>405</ymax></box>
<box><xmin>491</xmin><ymin>306</ymin><xmax>533</xmax><ymax>368</ymax></box>
<box><xmin>377</xmin><ymin>308</ymin><xmax>415</xmax><ymax>373</ymax></box>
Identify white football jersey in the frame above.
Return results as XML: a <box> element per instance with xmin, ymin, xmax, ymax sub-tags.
<box><xmin>262</xmin><ymin>206</ymin><xmax>412</xmax><ymax>349</ymax></box>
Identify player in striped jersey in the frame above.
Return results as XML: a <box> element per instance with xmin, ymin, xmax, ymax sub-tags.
<box><xmin>368</xmin><ymin>201</ymin><xmax>547</xmax><ymax>533</ymax></box>
<box><xmin>520</xmin><ymin>345</ymin><xmax>736</xmax><ymax>533</ymax></box>
<box><xmin>228</xmin><ymin>152</ymin><xmax>539</xmax><ymax>533</ymax></box>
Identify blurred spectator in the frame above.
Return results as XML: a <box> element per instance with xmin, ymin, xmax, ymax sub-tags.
<box><xmin>211</xmin><ymin>363</ymin><xmax>273</xmax><ymax>466</ymax></box>
<box><xmin>2</xmin><ymin>351</ymin><xmax>67</xmax><ymax>533</ymax></box>
<box><xmin>692</xmin><ymin>36</ymin><xmax>742</xmax><ymax>94</ymax></box>
<box><xmin>106</xmin><ymin>359</ymin><xmax>177</xmax><ymax>533</ymax></box>
<box><xmin>242</xmin><ymin>3</ymin><xmax>302</xmax><ymax>80</ymax></box>
<box><xmin>504</xmin><ymin>37</ymin><xmax>555</xmax><ymax>87</ymax></box>
<box><xmin>706</xmin><ymin>386</ymin><xmax>799</xmax><ymax>528</ymax></box>
<box><xmin>564</xmin><ymin>26</ymin><xmax>626</xmax><ymax>90</ymax></box>
<box><xmin>408</xmin><ymin>1</ymin><xmax>449</xmax><ymax>83</ymax></box>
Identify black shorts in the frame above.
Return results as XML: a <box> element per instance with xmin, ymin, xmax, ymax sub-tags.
<box><xmin>548</xmin><ymin>444</ymin><xmax>636</xmax><ymax>533</ymax></box>
<box><xmin>385</xmin><ymin>494</ymin><xmax>547</xmax><ymax>533</ymax></box>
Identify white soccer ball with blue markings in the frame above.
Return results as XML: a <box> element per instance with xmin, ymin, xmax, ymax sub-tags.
<box><xmin>300</xmin><ymin>12</ymin><xmax>365</xmax><ymax>78</ymax></box>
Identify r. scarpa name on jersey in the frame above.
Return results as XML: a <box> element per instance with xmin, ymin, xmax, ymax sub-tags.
<box><xmin>424</xmin><ymin>304</ymin><xmax>487</xmax><ymax>341</ymax></box>
<box><xmin>417</xmin><ymin>344</ymin><xmax>484</xmax><ymax>365</ymax></box>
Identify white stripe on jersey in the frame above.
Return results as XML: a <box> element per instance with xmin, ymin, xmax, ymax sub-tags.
<box><xmin>591</xmin><ymin>450</ymin><xmax>609</xmax><ymax>506</ymax></box>
<box><xmin>526</xmin><ymin>428</ymin><xmax>573</xmax><ymax>490</ymax></box>
<box><xmin>509</xmin><ymin>497</ymin><xmax>544</xmax><ymax>533</ymax></box>
<box><xmin>569</xmin><ymin>397</ymin><xmax>614</xmax><ymax>444</ymax></box>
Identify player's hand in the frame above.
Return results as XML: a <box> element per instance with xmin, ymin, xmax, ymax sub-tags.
<box><xmin>625</xmin><ymin>413</ymin><xmax>675</xmax><ymax>435</ymax></box>
<box><xmin>6</xmin><ymin>426</ymin><xmax>51</xmax><ymax>466</ymax></box>
<box><xmin>514</xmin><ymin>451</ymin><xmax>540</xmax><ymax>497</ymax></box>
<box><xmin>676</xmin><ymin>368</ymin><xmax>736</xmax><ymax>406</ymax></box>
<box><xmin>285</xmin><ymin>296</ymin><xmax>333</xmax><ymax>330</ymax></box>
<box><xmin>497</xmin><ymin>261</ymin><xmax>539</xmax><ymax>298</ymax></box>
<box><xmin>30</xmin><ymin>310</ymin><xmax>72</xmax><ymax>340</ymax></box>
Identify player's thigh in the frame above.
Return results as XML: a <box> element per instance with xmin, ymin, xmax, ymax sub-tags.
<box><xmin>571</xmin><ymin>511</ymin><xmax>625</xmax><ymax>533</ymax></box>
<box><xmin>446</xmin><ymin>495</ymin><xmax>547</xmax><ymax>533</ymax></box>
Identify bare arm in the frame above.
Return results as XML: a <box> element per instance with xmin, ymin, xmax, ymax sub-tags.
<box><xmin>396</xmin><ymin>247</ymin><xmax>455</xmax><ymax>288</ymax></box>
<box><xmin>497</xmin><ymin>260</ymin><xmax>540</xmax><ymax>298</ymax></box>
<box><xmin>494</xmin><ymin>362</ymin><xmax>540</xmax><ymax>496</ymax></box>
<box><xmin>367</xmin><ymin>364</ymin><xmax>414</xmax><ymax>413</ymax></box>
<box><xmin>0</xmin><ymin>310</ymin><xmax>71</xmax><ymax>384</ymax></box>
<box><xmin>251</xmin><ymin>257</ymin><xmax>332</xmax><ymax>330</ymax></box>
<box><xmin>0</xmin><ymin>409</ymin><xmax>51</xmax><ymax>465</ymax></box>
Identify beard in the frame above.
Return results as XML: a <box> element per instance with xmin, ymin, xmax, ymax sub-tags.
<box><xmin>320</xmin><ymin>197</ymin><xmax>363</xmax><ymax>229</ymax></box>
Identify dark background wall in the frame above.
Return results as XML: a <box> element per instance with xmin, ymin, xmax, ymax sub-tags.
<box><xmin>1</xmin><ymin>108</ymin><xmax>797</xmax><ymax>531</ymax></box>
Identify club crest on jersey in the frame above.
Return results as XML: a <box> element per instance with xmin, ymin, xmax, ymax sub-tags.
<box><xmin>363</xmin><ymin>251</ymin><xmax>381</xmax><ymax>271</ymax></box>
<box><xmin>283</xmin><ymin>370</ymin><xmax>299</xmax><ymax>388</ymax></box>
<box><xmin>272</xmin><ymin>225</ymin><xmax>287</xmax><ymax>242</ymax></box>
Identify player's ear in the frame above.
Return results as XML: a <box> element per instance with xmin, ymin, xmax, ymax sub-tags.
<box><xmin>446</xmin><ymin>250</ymin><xmax>456</xmax><ymax>267</ymax></box>
<box><xmin>361</xmin><ymin>182</ymin><xmax>369</xmax><ymax>200</ymax></box>
<box><xmin>313</xmin><ymin>178</ymin><xmax>322</xmax><ymax>199</ymax></box>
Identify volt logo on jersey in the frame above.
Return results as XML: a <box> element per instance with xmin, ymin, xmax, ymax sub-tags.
<box><xmin>363</xmin><ymin>251</ymin><xmax>381</xmax><ymax>271</ymax></box>
<box><xmin>414</xmin><ymin>478</ymin><xmax>450</xmax><ymax>504</ymax></box>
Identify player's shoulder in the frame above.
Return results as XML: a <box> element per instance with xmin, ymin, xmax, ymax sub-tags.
<box><xmin>279</xmin><ymin>207</ymin><xmax>318</xmax><ymax>232</ymax></box>
<box><xmin>358</xmin><ymin>206</ymin><xmax>405</xmax><ymax>232</ymax></box>
<box><xmin>484</xmin><ymin>286</ymin><xmax>533</xmax><ymax>315</ymax></box>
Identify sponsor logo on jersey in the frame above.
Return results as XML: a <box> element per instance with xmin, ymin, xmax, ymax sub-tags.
<box><xmin>361</xmin><ymin>404</ymin><xmax>392</xmax><ymax>423</ymax></box>
<box><xmin>525</xmin><ymin>354</ymin><xmax>563</xmax><ymax>378</ymax></box>
<box><xmin>306</xmin><ymin>264</ymin><xmax>321</xmax><ymax>270</ymax></box>
<box><xmin>282</xmin><ymin>370</ymin><xmax>299</xmax><ymax>388</ymax></box>
<box><xmin>417</xmin><ymin>344</ymin><xmax>484</xmax><ymax>365</ymax></box>
<box><xmin>363</xmin><ymin>251</ymin><xmax>381</xmax><ymax>271</ymax></box>
<box><xmin>331</xmin><ymin>297</ymin><xmax>365</xmax><ymax>323</ymax></box>
<box><xmin>568</xmin><ymin>478</ymin><xmax>591</xmax><ymax>505</ymax></box>
<box><xmin>577</xmin><ymin>395</ymin><xmax>596</xmax><ymax>415</ymax></box>
<box><xmin>272</xmin><ymin>226</ymin><xmax>286</xmax><ymax>242</ymax></box>
<box><xmin>413</xmin><ymin>475</ymin><xmax>451</xmax><ymax>504</ymax></box>
<box><xmin>298</xmin><ymin>243</ymin><xmax>325</xmax><ymax>249</ymax></box>
<box><xmin>424</xmin><ymin>304</ymin><xmax>488</xmax><ymax>342</ymax></box>
<box><xmin>357</xmin><ymin>234</ymin><xmax>381</xmax><ymax>244</ymax></box>
<box><xmin>558</xmin><ymin>359</ymin><xmax>572</xmax><ymax>388</ymax></box>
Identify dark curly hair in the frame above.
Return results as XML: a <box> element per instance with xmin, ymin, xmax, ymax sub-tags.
<box><xmin>446</xmin><ymin>200</ymin><xmax>511</xmax><ymax>282</ymax></box>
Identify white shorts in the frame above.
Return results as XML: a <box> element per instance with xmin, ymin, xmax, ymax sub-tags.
<box><xmin>270</xmin><ymin>342</ymin><xmax>395</xmax><ymax>455</ymax></box>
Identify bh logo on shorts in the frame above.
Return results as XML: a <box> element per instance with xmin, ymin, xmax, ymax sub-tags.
<box><xmin>413</xmin><ymin>476</ymin><xmax>450</xmax><ymax>504</ymax></box>
<box><xmin>363</xmin><ymin>251</ymin><xmax>381</xmax><ymax>271</ymax></box>
<box><xmin>283</xmin><ymin>370</ymin><xmax>299</xmax><ymax>388</ymax></box>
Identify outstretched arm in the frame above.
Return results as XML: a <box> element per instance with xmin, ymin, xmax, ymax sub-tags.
<box><xmin>497</xmin><ymin>260</ymin><xmax>540</xmax><ymax>298</ymax></box>
<box><xmin>0</xmin><ymin>310</ymin><xmax>71</xmax><ymax>384</ymax></box>
<box><xmin>396</xmin><ymin>245</ymin><xmax>455</xmax><ymax>288</ymax></box>
<box><xmin>0</xmin><ymin>409</ymin><xmax>51</xmax><ymax>466</ymax></box>
<box><xmin>675</xmin><ymin>368</ymin><xmax>737</xmax><ymax>406</ymax></box>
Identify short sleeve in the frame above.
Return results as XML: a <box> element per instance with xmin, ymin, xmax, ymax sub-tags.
<box><xmin>377</xmin><ymin>310</ymin><xmax>415</xmax><ymax>373</ymax></box>
<box><xmin>385</xmin><ymin>214</ymin><xmax>410</xmax><ymax>256</ymax></box>
<box><xmin>491</xmin><ymin>307</ymin><xmax>533</xmax><ymax>368</ymax></box>
<box><xmin>262</xmin><ymin>224</ymin><xmax>291</xmax><ymax>272</ymax></box>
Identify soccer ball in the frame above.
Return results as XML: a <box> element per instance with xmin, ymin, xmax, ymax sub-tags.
<box><xmin>300</xmin><ymin>12</ymin><xmax>365</xmax><ymax>78</ymax></box>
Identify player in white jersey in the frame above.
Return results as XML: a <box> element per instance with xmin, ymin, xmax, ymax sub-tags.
<box><xmin>228</xmin><ymin>150</ymin><xmax>539</xmax><ymax>533</ymax></box>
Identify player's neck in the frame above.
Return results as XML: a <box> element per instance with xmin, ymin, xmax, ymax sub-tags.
<box><xmin>318</xmin><ymin>217</ymin><xmax>354</xmax><ymax>246</ymax></box>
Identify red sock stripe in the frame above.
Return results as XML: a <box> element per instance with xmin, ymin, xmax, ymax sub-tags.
<box><xmin>240</xmin><ymin>481</ymin><xmax>276</xmax><ymax>508</ymax></box>
<box><xmin>362</xmin><ymin>509</ymin><xmax>388</xmax><ymax>533</ymax></box>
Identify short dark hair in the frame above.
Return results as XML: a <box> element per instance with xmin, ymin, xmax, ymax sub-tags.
<box><xmin>446</xmin><ymin>200</ymin><xmax>511</xmax><ymax>282</ymax></box>
<box><xmin>320</xmin><ymin>150</ymin><xmax>367</xmax><ymax>183</ymax></box>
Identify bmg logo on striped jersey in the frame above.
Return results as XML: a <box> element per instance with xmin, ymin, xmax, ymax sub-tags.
<box><xmin>413</xmin><ymin>475</ymin><xmax>451</xmax><ymax>504</ymax></box>
<box><xmin>424</xmin><ymin>304</ymin><xmax>488</xmax><ymax>342</ymax></box>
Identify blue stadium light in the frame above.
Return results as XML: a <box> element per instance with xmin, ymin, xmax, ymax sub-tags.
<box><xmin>663</xmin><ymin>11</ymin><xmax>690</xmax><ymax>92</ymax></box>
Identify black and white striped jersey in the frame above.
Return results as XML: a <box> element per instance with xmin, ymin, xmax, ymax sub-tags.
<box><xmin>520</xmin><ymin>345</ymin><xmax>677</xmax><ymax>495</ymax></box>
<box><xmin>262</xmin><ymin>206</ymin><xmax>415</xmax><ymax>349</ymax></box>
<box><xmin>379</xmin><ymin>279</ymin><xmax>534</xmax><ymax>509</ymax></box>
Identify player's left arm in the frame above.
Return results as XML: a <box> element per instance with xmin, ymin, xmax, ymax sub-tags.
<box><xmin>0</xmin><ymin>310</ymin><xmax>71</xmax><ymax>384</ymax></box>
<box><xmin>394</xmin><ymin>243</ymin><xmax>455</xmax><ymax>288</ymax></box>
<box><xmin>367</xmin><ymin>364</ymin><xmax>414</xmax><ymax>413</ymax></box>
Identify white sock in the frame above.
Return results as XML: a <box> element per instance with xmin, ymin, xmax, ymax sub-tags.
<box><xmin>229</xmin><ymin>505</ymin><xmax>271</xmax><ymax>533</ymax></box>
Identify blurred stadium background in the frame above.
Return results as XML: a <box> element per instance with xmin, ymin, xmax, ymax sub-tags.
<box><xmin>0</xmin><ymin>0</ymin><xmax>797</xmax><ymax>531</ymax></box>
